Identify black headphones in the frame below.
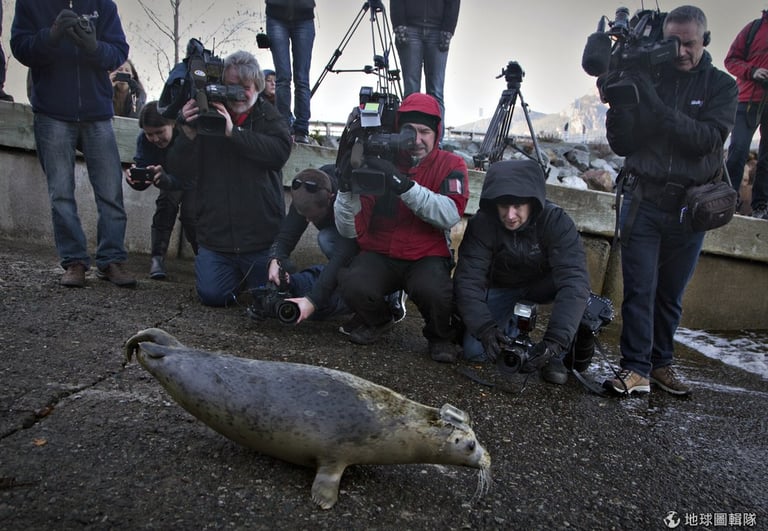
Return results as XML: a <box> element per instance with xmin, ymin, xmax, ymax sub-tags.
<box><xmin>703</xmin><ymin>30</ymin><xmax>711</xmax><ymax>47</ymax></box>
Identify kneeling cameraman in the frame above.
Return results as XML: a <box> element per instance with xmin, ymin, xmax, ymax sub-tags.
<box><xmin>453</xmin><ymin>159</ymin><xmax>591</xmax><ymax>385</ymax></box>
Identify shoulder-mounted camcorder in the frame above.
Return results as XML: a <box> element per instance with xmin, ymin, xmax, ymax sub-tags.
<box><xmin>158</xmin><ymin>39</ymin><xmax>248</xmax><ymax>136</ymax></box>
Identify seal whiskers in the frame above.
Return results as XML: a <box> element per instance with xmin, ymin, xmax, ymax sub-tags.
<box><xmin>123</xmin><ymin>328</ymin><xmax>492</xmax><ymax>509</ymax></box>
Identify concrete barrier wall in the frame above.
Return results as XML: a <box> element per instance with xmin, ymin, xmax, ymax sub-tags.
<box><xmin>1</xmin><ymin>101</ymin><xmax>766</xmax><ymax>330</ymax></box>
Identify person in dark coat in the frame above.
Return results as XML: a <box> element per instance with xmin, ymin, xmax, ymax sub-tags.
<box><xmin>453</xmin><ymin>159</ymin><xmax>591</xmax><ymax>385</ymax></box>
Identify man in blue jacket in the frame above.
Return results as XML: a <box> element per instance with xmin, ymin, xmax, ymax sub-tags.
<box><xmin>11</xmin><ymin>0</ymin><xmax>135</xmax><ymax>288</ymax></box>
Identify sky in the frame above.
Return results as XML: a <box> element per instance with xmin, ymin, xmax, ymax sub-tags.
<box><xmin>0</xmin><ymin>0</ymin><xmax>754</xmax><ymax>128</ymax></box>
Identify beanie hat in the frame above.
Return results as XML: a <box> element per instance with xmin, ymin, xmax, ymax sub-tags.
<box><xmin>398</xmin><ymin>111</ymin><xmax>440</xmax><ymax>134</ymax></box>
<box><xmin>263</xmin><ymin>69</ymin><xmax>276</xmax><ymax>78</ymax></box>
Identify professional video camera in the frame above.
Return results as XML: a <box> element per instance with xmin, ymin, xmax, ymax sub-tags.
<box><xmin>338</xmin><ymin>87</ymin><xmax>416</xmax><ymax>196</ymax></box>
<box><xmin>158</xmin><ymin>38</ymin><xmax>247</xmax><ymax>136</ymax></box>
<box><xmin>498</xmin><ymin>302</ymin><xmax>538</xmax><ymax>374</ymax></box>
<box><xmin>581</xmin><ymin>7</ymin><xmax>679</xmax><ymax>106</ymax></box>
<box><xmin>246</xmin><ymin>269</ymin><xmax>300</xmax><ymax>325</ymax></box>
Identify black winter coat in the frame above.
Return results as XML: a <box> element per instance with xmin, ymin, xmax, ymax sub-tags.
<box><xmin>168</xmin><ymin>97</ymin><xmax>292</xmax><ymax>254</ymax></box>
<box><xmin>453</xmin><ymin>160</ymin><xmax>590</xmax><ymax>352</ymax></box>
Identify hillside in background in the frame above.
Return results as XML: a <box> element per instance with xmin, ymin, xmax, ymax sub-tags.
<box><xmin>451</xmin><ymin>93</ymin><xmax>608</xmax><ymax>143</ymax></box>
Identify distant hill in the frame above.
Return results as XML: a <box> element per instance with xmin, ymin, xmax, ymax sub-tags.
<box><xmin>451</xmin><ymin>94</ymin><xmax>608</xmax><ymax>143</ymax></box>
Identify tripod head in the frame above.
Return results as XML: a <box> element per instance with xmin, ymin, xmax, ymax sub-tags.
<box><xmin>366</xmin><ymin>0</ymin><xmax>385</xmax><ymax>13</ymax></box>
<box><xmin>498</xmin><ymin>61</ymin><xmax>525</xmax><ymax>89</ymax></box>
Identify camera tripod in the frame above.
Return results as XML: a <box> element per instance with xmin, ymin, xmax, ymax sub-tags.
<box><xmin>473</xmin><ymin>61</ymin><xmax>548</xmax><ymax>176</ymax></box>
<box><xmin>310</xmin><ymin>0</ymin><xmax>402</xmax><ymax>99</ymax></box>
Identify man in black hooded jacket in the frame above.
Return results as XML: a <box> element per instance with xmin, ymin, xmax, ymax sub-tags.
<box><xmin>453</xmin><ymin>159</ymin><xmax>591</xmax><ymax>385</ymax></box>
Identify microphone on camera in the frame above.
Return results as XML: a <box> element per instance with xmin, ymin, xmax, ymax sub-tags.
<box><xmin>581</xmin><ymin>16</ymin><xmax>613</xmax><ymax>77</ymax></box>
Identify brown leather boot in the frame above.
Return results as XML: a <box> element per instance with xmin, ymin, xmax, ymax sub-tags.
<box><xmin>96</xmin><ymin>262</ymin><xmax>137</xmax><ymax>288</ymax></box>
<box><xmin>60</xmin><ymin>263</ymin><xmax>86</xmax><ymax>287</ymax></box>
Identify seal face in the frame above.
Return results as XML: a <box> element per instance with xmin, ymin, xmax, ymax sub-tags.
<box><xmin>124</xmin><ymin>328</ymin><xmax>492</xmax><ymax>509</ymax></box>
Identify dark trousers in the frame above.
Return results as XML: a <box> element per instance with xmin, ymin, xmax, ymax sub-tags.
<box><xmin>337</xmin><ymin>251</ymin><xmax>455</xmax><ymax>342</ymax></box>
<box><xmin>151</xmin><ymin>188</ymin><xmax>198</xmax><ymax>257</ymax></box>
<box><xmin>725</xmin><ymin>101</ymin><xmax>768</xmax><ymax>209</ymax></box>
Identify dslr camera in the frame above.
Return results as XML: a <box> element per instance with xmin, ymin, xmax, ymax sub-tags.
<box><xmin>498</xmin><ymin>302</ymin><xmax>538</xmax><ymax>374</ymax></box>
<box><xmin>342</xmin><ymin>87</ymin><xmax>416</xmax><ymax>195</ymax></box>
<box><xmin>581</xmin><ymin>7</ymin><xmax>679</xmax><ymax>106</ymax></box>
<box><xmin>246</xmin><ymin>269</ymin><xmax>300</xmax><ymax>325</ymax></box>
<box><xmin>158</xmin><ymin>38</ymin><xmax>247</xmax><ymax>136</ymax></box>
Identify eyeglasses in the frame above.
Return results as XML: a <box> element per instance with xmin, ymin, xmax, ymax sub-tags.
<box><xmin>291</xmin><ymin>178</ymin><xmax>329</xmax><ymax>193</ymax></box>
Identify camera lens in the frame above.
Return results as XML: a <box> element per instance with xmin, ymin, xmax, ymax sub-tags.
<box><xmin>498</xmin><ymin>347</ymin><xmax>523</xmax><ymax>374</ymax></box>
<box><xmin>275</xmin><ymin>300</ymin><xmax>300</xmax><ymax>324</ymax></box>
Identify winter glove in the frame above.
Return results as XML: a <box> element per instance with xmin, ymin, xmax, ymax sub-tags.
<box><xmin>155</xmin><ymin>168</ymin><xmax>174</xmax><ymax>190</ymax></box>
<box><xmin>336</xmin><ymin>152</ymin><xmax>353</xmax><ymax>193</ymax></box>
<box><xmin>50</xmin><ymin>9</ymin><xmax>79</xmax><ymax>43</ymax></box>
<box><xmin>394</xmin><ymin>25</ymin><xmax>408</xmax><ymax>47</ymax></box>
<box><xmin>478</xmin><ymin>325</ymin><xmax>511</xmax><ymax>362</ymax></box>
<box><xmin>631</xmin><ymin>71</ymin><xmax>666</xmax><ymax>115</ymax></box>
<box><xmin>364</xmin><ymin>156</ymin><xmax>413</xmax><ymax>195</ymax></box>
<box><xmin>67</xmin><ymin>17</ymin><xmax>98</xmax><ymax>53</ymax></box>
<box><xmin>438</xmin><ymin>31</ymin><xmax>452</xmax><ymax>52</ymax></box>
<box><xmin>521</xmin><ymin>341</ymin><xmax>556</xmax><ymax>372</ymax></box>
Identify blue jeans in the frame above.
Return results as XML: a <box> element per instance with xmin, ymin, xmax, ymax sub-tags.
<box><xmin>618</xmin><ymin>193</ymin><xmax>705</xmax><ymax>377</ymax></box>
<box><xmin>195</xmin><ymin>246</ymin><xmax>271</xmax><ymax>307</ymax></box>
<box><xmin>267</xmin><ymin>16</ymin><xmax>315</xmax><ymax>136</ymax></box>
<box><xmin>33</xmin><ymin>114</ymin><xmax>127</xmax><ymax>270</ymax></box>
<box><xmin>725</xmin><ymin>102</ymin><xmax>768</xmax><ymax>208</ymax></box>
<box><xmin>395</xmin><ymin>26</ymin><xmax>448</xmax><ymax>127</ymax></box>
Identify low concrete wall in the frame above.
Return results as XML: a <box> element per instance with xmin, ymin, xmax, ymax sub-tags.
<box><xmin>1</xmin><ymin>101</ymin><xmax>766</xmax><ymax>330</ymax></box>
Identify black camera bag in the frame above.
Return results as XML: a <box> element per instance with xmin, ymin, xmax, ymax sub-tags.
<box><xmin>682</xmin><ymin>180</ymin><xmax>737</xmax><ymax>232</ymax></box>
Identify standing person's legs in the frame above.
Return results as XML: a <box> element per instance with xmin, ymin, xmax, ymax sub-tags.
<box><xmin>725</xmin><ymin>103</ymin><xmax>758</xmax><ymax>195</ymax></box>
<box><xmin>750</xmin><ymin>109</ymin><xmax>768</xmax><ymax>216</ymax></box>
<box><xmin>421</xmin><ymin>28</ymin><xmax>448</xmax><ymax>131</ymax></box>
<box><xmin>33</xmin><ymin>114</ymin><xmax>89</xmax><ymax>269</ymax></box>
<box><xmin>267</xmin><ymin>16</ymin><xmax>293</xmax><ymax>129</ymax></box>
<box><xmin>290</xmin><ymin>18</ymin><xmax>315</xmax><ymax>138</ymax></box>
<box><xmin>396</xmin><ymin>26</ymin><xmax>425</xmax><ymax>98</ymax></box>
<box><xmin>79</xmin><ymin>119</ymin><xmax>128</xmax><ymax>269</ymax></box>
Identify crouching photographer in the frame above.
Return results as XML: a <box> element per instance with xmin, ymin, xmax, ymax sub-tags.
<box><xmin>334</xmin><ymin>92</ymin><xmax>469</xmax><ymax>362</ymax></box>
<box><xmin>453</xmin><ymin>160</ymin><xmax>592</xmax><ymax>385</ymax></box>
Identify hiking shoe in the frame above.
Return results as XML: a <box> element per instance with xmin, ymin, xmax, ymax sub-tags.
<box><xmin>349</xmin><ymin>318</ymin><xmax>395</xmax><ymax>345</ymax></box>
<box><xmin>751</xmin><ymin>204</ymin><xmax>768</xmax><ymax>220</ymax></box>
<box><xmin>388</xmin><ymin>290</ymin><xmax>408</xmax><ymax>323</ymax></box>
<box><xmin>609</xmin><ymin>369</ymin><xmax>650</xmax><ymax>395</ymax></box>
<box><xmin>96</xmin><ymin>262</ymin><xmax>137</xmax><ymax>288</ymax></box>
<box><xmin>339</xmin><ymin>314</ymin><xmax>365</xmax><ymax>336</ymax></box>
<box><xmin>429</xmin><ymin>341</ymin><xmax>459</xmax><ymax>363</ymax></box>
<box><xmin>60</xmin><ymin>263</ymin><xmax>86</xmax><ymax>288</ymax></box>
<box><xmin>650</xmin><ymin>366</ymin><xmax>692</xmax><ymax>396</ymax></box>
<box><xmin>541</xmin><ymin>356</ymin><xmax>568</xmax><ymax>385</ymax></box>
<box><xmin>564</xmin><ymin>327</ymin><xmax>595</xmax><ymax>372</ymax></box>
<box><xmin>149</xmin><ymin>256</ymin><xmax>166</xmax><ymax>280</ymax></box>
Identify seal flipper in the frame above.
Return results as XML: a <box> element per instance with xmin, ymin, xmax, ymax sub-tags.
<box><xmin>310</xmin><ymin>463</ymin><xmax>347</xmax><ymax>509</ymax></box>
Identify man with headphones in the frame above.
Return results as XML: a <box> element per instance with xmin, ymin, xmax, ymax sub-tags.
<box><xmin>604</xmin><ymin>5</ymin><xmax>736</xmax><ymax>396</ymax></box>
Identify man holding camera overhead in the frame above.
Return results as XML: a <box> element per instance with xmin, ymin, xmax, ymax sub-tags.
<box><xmin>169</xmin><ymin>50</ymin><xmax>292</xmax><ymax>307</ymax></box>
<box><xmin>334</xmin><ymin>92</ymin><xmax>468</xmax><ymax>362</ymax></box>
<box><xmin>11</xmin><ymin>0</ymin><xmax>135</xmax><ymax>288</ymax></box>
<box><xmin>453</xmin><ymin>160</ymin><xmax>591</xmax><ymax>385</ymax></box>
<box><xmin>604</xmin><ymin>5</ymin><xmax>736</xmax><ymax>396</ymax></box>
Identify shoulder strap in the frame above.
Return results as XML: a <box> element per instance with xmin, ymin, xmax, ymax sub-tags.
<box><xmin>745</xmin><ymin>15</ymin><xmax>764</xmax><ymax>58</ymax></box>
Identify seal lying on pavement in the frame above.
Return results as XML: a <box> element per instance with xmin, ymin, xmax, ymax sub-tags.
<box><xmin>124</xmin><ymin>328</ymin><xmax>492</xmax><ymax>509</ymax></box>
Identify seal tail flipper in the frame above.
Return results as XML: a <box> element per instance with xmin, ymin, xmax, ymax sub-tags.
<box><xmin>310</xmin><ymin>463</ymin><xmax>347</xmax><ymax>510</ymax></box>
<box><xmin>124</xmin><ymin>328</ymin><xmax>184</xmax><ymax>366</ymax></box>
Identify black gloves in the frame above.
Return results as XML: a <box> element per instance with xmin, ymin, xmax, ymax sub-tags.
<box><xmin>438</xmin><ymin>31</ymin><xmax>452</xmax><ymax>52</ymax></box>
<box><xmin>154</xmin><ymin>169</ymin><xmax>174</xmax><ymax>190</ymax></box>
<box><xmin>521</xmin><ymin>341</ymin><xmax>556</xmax><ymax>372</ymax></box>
<box><xmin>336</xmin><ymin>152</ymin><xmax>353</xmax><ymax>193</ymax></box>
<box><xmin>50</xmin><ymin>9</ymin><xmax>79</xmax><ymax>43</ymax></box>
<box><xmin>478</xmin><ymin>325</ymin><xmax>511</xmax><ymax>362</ymax></box>
<box><xmin>632</xmin><ymin>71</ymin><xmax>666</xmax><ymax>114</ymax></box>
<box><xmin>68</xmin><ymin>17</ymin><xmax>98</xmax><ymax>53</ymax></box>
<box><xmin>365</xmin><ymin>157</ymin><xmax>413</xmax><ymax>194</ymax></box>
<box><xmin>394</xmin><ymin>26</ymin><xmax>407</xmax><ymax>47</ymax></box>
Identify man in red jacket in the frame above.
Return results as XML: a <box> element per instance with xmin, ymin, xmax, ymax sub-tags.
<box><xmin>725</xmin><ymin>10</ymin><xmax>768</xmax><ymax>219</ymax></box>
<box><xmin>334</xmin><ymin>93</ymin><xmax>469</xmax><ymax>362</ymax></box>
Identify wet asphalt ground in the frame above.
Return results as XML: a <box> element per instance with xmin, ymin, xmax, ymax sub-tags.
<box><xmin>1</xmin><ymin>237</ymin><xmax>766</xmax><ymax>530</ymax></box>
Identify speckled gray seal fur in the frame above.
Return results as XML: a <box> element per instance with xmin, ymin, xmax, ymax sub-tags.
<box><xmin>124</xmin><ymin>328</ymin><xmax>492</xmax><ymax>509</ymax></box>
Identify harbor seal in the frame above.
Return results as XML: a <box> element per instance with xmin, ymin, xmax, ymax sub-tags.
<box><xmin>124</xmin><ymin>328</ymin><xmax>492</xmax><ymax>509</ymax></box>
